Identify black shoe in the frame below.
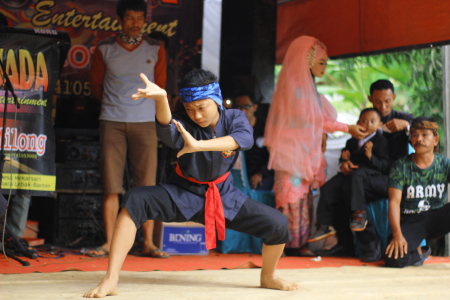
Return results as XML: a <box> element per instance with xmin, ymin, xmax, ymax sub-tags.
<box><xmin>350</xmin><ymin>210</ymin><xmax>368</xmax><ymax>232</ymax></box>
<box><xmin>361</xmin><ymin>238</ymin><xmax>382</xmax><ymax>262</ymax></box>
<box><xmin>314</xmin><ymin>244</ymin><xmax>354</xmax><ymax>257</ymax></box>
<box><xmin>307</xmin><ymin>225</ymin><xmax>336</xmax><ymax>243</ymax></box>
<box><xmin>422</xmin><ymin>246</ymin><xmax>431</xmax><ymax>261</ymax></box>
<box><xmin>412</xmin><ymin>246</ymin><xmax>431</xmax><ymax>266</ymax></box>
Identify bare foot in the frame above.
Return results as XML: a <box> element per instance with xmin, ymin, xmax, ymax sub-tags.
<box><xmin>83</xmin><ymin>277</ymin><xmax>119</xmax><ymax>298</ymax></box>
<box><xmin>261</xmin><ymin>274</ymin><xmax>299</xmax><ymax>291</ymax></box>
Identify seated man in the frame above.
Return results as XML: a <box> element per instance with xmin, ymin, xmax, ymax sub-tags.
<box><xmin>309</xmin><ymin>108</ymin><xmax>390</xmax><ymax>261</ymax></box>
<box><xmin>234</xmin><ymin>91</ymin><xmax>274</xmax><ymax>190</ymax></box>
<box><xmin>385</xmin><ymin>117</ymin><xmax>448</xmax><ymax>268</ymax></box>
<box><xmin>311</xmin><ymin>80</ymin><xmax>414</xmax><ymax>261</ymax></box>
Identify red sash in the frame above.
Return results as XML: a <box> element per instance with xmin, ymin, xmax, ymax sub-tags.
<box><xmin>175</xmin><ymin>164</ymin><xmax>229</xmax><ymax>250</ymax></box>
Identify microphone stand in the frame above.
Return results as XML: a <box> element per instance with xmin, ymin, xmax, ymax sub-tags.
<box><xmin>0</xmin><ymin>59</ymin><xmax>37</xmax><ymax>263</ymax></box>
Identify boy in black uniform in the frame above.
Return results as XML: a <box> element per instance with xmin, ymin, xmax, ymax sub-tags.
<box><xmin>83</xmin><ymin>70</ymin><xmax>298</xmax><ymax>298</ymax></box>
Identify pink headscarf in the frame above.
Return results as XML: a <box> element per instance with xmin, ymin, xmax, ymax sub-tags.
<box><xmin>265</xmin><ymin>36</ymin><xmax>339</xmax><ymax>206</ymax></box>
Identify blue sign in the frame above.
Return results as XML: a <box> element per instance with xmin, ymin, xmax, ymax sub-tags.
<box><xmin>162</xmin><ymin>225</ymin><xmax>208</xmax><ymax>255</ymax></box>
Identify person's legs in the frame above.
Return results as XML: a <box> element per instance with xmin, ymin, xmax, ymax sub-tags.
<box><xmin>102</xmin><ymin>193</ymin><xmax>120</xmax><ymax>254</ymax></box>
<box><xmin>316</xmin><ymin>174</ymin><xmax>346</xmax><ymax>226</ymax></box>
<box><xmin>127</xmin><ymin>122</ymin><xmax>167</xmax><ymax>257</ymax></box>
<box><xmin>348</xmin><ymin>171</ymin><xmax>389</xmax><ymax>260</ymax></box>
<box><xmin>84</xmin><ymin>186</ymin><xmax>182</xmax><ymax>297</ymax></box>
<box><xmin>348</xmin><ymin>168</ymin><xmax>375</xmax><ymax>211</ymax></box>
<box><xmin>356</xmin><ymin>222</ymin><xmax>382</xmax><ymax>262</ymax></box>
<box><xmin>308</xmin><ymin>174</ymin><xmax>345</xmax><ymax>242</ymax></box>
<box><xmin>425</xmin><ymin>203</ymin><xmax>450</xmax><ymax>240</ymax></box>
<box><xmin>278</xmin><ymin>192</ymin><xmax>310</xmax><ymax>250</ymax></box>
<box><xmin>88</xmin><ymin>121</ymin><xmax>127</xmax><ymax>256</ymax></box>
<box><xmin>220</xmin><ymin>198</ymin><xmax>298</xmax><ymax>290</ymax></box>
<box><xmin>385</xmin><ymin>214</ymin><xmax>426</xmax><ymax>268</ymax></box>
<box><xmin>314</xmin><ymin>174</ymin><xmax>354</xmax><ymax>256</ymax></box>
<box><xmin>7</xmin><ymin>194</ymin><xmax>31</xmax><ymax>238</ymax></box>
<box><xmin>260</xmin><ymin>243</ymin><xmax>298</xmax><ymax>291</ymax></box>
<box><xmin>348</xmin><ymin>169</ymin><xmax>386</xmax><ymax>232</ymax></box>
<box><xmin>83</xmin><ymin>207</ymin><xmax>136</xmax><ymax>298</ymax></box>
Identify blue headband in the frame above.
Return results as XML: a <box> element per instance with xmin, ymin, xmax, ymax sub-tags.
<box><xmin>179</xmin><ymin>82</ymin><xmax>223</xmax><ymax>109</ymax></box>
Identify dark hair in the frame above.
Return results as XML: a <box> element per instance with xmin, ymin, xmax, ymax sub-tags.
<box><xmin>177</xmin><ymin>69</ymin><xmax>218</xmax><ymax>89</ymax></box>
<box><xmin>411</xmin><ymin>116</ymin><xmax>440</xmax><ymax>153</ymax></box>
<box><xmin>359</xmin><ymin>107</ymin><xmax>382</xmax><ymax>120</ymax></box>
<box><xmin>148</xmin><ymin>31</ymin><xmax>169</xmax><ymax>49</ymax></box>
<box><xmin>370</xmin><ymin>79</ymin><xmax>395</xmax><ymax>96</ymax></box>
<box><xmin>234</xmin><ymin>90</ymin><xmax>256</xmax><ymax>104</ymax></box>
<box><xmin>116</xmin><ymin>0</ymin><xmax>147</xmax><ymax>20</ymax></box>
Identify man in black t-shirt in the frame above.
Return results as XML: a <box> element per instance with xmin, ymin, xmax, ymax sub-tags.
<box><xmin>386</xmin><ymin>117</ymin><xmax>450</xmax><ymax>267</ymax></box>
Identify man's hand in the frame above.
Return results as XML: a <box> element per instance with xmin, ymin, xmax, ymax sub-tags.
<box><xmin>341</xmin><ymin>161</ymin><xmax>357</xmax><ymax>175</ymax></box>
<box><xmin>250</xmin><ymin>173</ymin><xmax>263</xmax><ymax>189</ymax></box>
<box><xmin>132</xmin><ymin>73</ymin><xmax>167</xmax><ymax>101</ymax></box>
<box><xmin>364</xmin><ymin>141</ymin><xmax>373</xmax><ymax>161</ymax></box>
<box><xmin>341</xmin><ymin>150</ymin><xmax>351</xmax><ymax>161</ymax></box>
<box><xmin>348</xmin><ymin>124</ymin><xmax>369</xmax><ymax>140</ymax></box>
<box><xmin>173</xmin><ymin>120</ymin><xmax>199</xmax><ymax>157</ymax></box>
<box><xmin>385</xmin><ymin>233</ymin><xmax>408</xmax><ymax>259</ymax></box>
<box><xmin>385</xmin><ymin>119</ymin><xmax>409</xmax><ymax>132</ymax></box>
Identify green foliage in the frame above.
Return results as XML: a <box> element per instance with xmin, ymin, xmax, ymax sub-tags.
<box><xmin>316</xmin><ymin>48</ymin><xmax>443</xmax><ymax>127</ymax></box>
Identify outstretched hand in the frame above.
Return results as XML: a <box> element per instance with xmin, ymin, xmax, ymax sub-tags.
<box><xmin>173</xmin><ymin>120</ymin><xmax>199</xmax><ymax>157</ymax></box>
<box><xmin>348</xmin><ymin>124</ymin><xmax>369</xmax><ymax>140</ymax></box>
<box><xmin>131</xmin><ymin>73</ymin><xmax>167</xmax><ymax>101</ymax></box>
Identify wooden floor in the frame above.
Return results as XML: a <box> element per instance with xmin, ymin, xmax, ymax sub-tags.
<box><xmin>2</xmin><ymin>263</ymin><xmax>450</xmax><ymax>299</ymax></box>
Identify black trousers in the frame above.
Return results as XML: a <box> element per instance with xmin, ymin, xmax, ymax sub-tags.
<box><xmin>122</xmin><ymin>185</ymin><xmax>292</xmax><ymax>246</ymax></box>
<box><xmin>349</xmin><ymin>169</ymin><xmax>388</xmax><ymax>212</ymax></box>
<box><xmin>317</xmin><ymin>172</ymin><xmax>379</xmax><ymax>249</ymax></box>
<box><xmin>385</xmin><ymin>203</ymin><xmax>450</xmax><ymax>268</ymax></box>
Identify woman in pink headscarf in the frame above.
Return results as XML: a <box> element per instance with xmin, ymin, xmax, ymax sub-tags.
<box><xmin>265</xmin><ymin>36</ymin><xmax>366</xmax><ymax>254</ymax></box>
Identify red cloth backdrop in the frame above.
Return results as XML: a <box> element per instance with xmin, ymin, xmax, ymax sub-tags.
<box><xmin>277</xmin><ymin>0</ymin><xmax>450</xmax><ymax>62</ymax></box>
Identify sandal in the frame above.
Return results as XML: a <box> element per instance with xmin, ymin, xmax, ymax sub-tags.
<box><xmin>85</xmin><ymin>246</ymin><xmax>109</xmax><ymax>258</ymax></box>
<box><xmin>142</xmin><ymin>248</ymin><xmax>170</xmax><ymax>258</ymax></box>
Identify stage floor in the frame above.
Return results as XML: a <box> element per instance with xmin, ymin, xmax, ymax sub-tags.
<box><xmin>2</xmin><ymin>263</ymin><xmax>450</xmax><ymax>299</ymax></box>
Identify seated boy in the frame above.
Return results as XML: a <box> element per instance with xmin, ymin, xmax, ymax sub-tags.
<box><xmin>385</xmin><ymin>117</ymin><xmax>449</xmax><ymax>267</ymax></box>
<box><xmin>83</xmin><ymin>70</ymin><xmax>298</xmax><ymax>298</ymax></box>
<box><xmin>308</xmin><ymin>108</ymin><xmax>390</xmax><ymax>262</ymax></box>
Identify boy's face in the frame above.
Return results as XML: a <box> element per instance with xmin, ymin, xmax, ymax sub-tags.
<box><xmin>358</xmin><ymin>111</ymin><xmax>382</xmax><ymax>136</ymax></box>
<box><xmin>118</xmin><ymin>10</ymin><xmax>145</xmax><ymax>38</ymax></box>
<box><xmin>183</xmin><ymin>99</ymin><xmax>220</xmax><ymax>129</ymax></box>
<box><xmin>411</xmin><ymin>129</ymin><xmax>439</xmax><ymax>155</ymax></box>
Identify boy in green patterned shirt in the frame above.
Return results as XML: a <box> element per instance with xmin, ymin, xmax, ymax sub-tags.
<box><xmin>385</xmin><ymin>117</ymin><xmax>450</xmax><ymax>267</ymax></box>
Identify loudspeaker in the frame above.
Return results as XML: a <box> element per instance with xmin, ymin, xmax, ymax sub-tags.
<box><xmin>58</xmin><ymin>194</ymin><xmax>102</xmax><ymax>219</ymax></box>
<box><xmin>56</xmin><ymin>164</ymin><xmax>102</xmax><ymax>193</ymax></box>
<box><xmin>56</xmin><ymin>219</ymin><xmax>104</xmax><ymax>247</ymax></box>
